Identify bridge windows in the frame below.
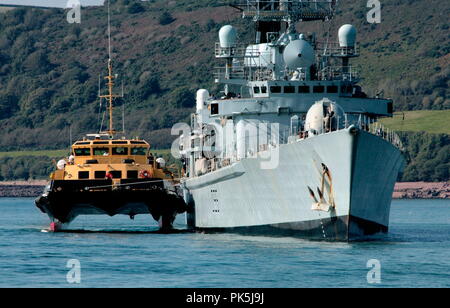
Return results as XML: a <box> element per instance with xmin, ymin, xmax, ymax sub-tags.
<box><xmin>313</xmin><ymin>85</ymin><xmax>325</xmax><ymax>93</ymax></box>
<box><xmin>74</xmin><ymin>148</ymin><xmax>91</xmax><ymax>156</ymax></box>
<box><xmin>109</xmin><ymin>171</ymin><xmax>122</xmax><ymax>179</ymax></box>
<box><xmin>95</xmin><ymin>171</ymin><xmax>106</xmax><ymax>179</ymax></box>
<box><xmin>341</xmin><ymin>84</ymin><xmax>353</xmax><ymax>94</ymax></box>
<box><xmin>298</xmin><ymin>85</ymin><xmax>310</xmax><ymax>93</ymax></box>
<box><xmin>127</xmin><ymin>170</ymin><xmax>138</xmax><ymax>179</ymax></box>
<box><xmin>93</xmin><ymin>148</ymin><xmax>109</xmax><ymax>156</ymax></box>
<box><xmin>210</xmin><ymin>103</ymin><xmax>219</xmax><ymax>115</ymax></box>
<box><xmin>270</xmin><ymin>86</ymin><xmax>282</xmax><ymax>93</ymax></box>
<box><xmin>253</xmin><ymin>87</ymin><xmax>260</xmax><ymax>94</ymax></box>
<box><xmin>78</xmin><ymin>171</ymin><xmax>89</xmax><ymax>179</ymax></box>
<box><xmin>131</xmin><ymin>147</ymin><xmax>147</xmax><ymax>156</ymax></box>
<box><xmin>327</xmin><ymin>85</ymin><xmax>338</xmax><ymax>93</ymax></box>
<box><xmin>112</xmin><ymin>147</ymin><xmax>128</xmax><ymax>155</ymax></box>
<box><xmin>284</xmin><ymin>86</ymin><xmax>296</xmax><ymax>93</ymax></box>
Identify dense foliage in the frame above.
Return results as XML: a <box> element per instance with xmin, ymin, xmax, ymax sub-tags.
<box><xmin>399</xmin><ymin>133</ymin><xmax>449</xmax><ymax>182</ymax></box>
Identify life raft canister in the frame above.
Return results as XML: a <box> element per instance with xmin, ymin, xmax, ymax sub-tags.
<box><xmin>139</xmin><ymin>170</ymin><xmax>153</xmax><ymax>179</ymax></box>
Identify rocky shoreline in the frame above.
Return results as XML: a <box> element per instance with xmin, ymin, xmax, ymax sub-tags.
<box><xmin>393</xmin><ymin>182</ymin><xmax>449</xmax><ymax>199</ymax></box>
<box><xmin>0</xmin><ymin>181</ymin><xmax>47</xmax><ymax>198</ymax></box>
<box><xmin>0</xmin><ymin>180</ymin><xmax>448</xmax><ymax>199</ymax></box>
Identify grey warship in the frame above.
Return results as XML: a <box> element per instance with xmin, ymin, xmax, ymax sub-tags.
<box><xmin>178</xmin><ymin>0</ymin><xmax>405</xmax><ymax>241</ymax></box>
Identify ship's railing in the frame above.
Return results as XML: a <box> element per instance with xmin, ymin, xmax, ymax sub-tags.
<box><xmin>214</xmin><ymin>66</ymin><xmax>247</xmax><ymax>80</ymax></box>
<box><xmin>232</xmin><ymin>0</ymin><xmax>337</xmax><ymax>21</ymax></box>
<box><xmin>317</xmin><ymin>65</ymin><xmax>360</xmax><ymax>81</ymax></box>
<box><xmin>316</xmin><ymin>41</ymin><xmax>360</xmax><ymax>57</ymax></box>
<box><xmin>289</xmin><ymin>115</ymin><xmax>404</xmax><ymax>151</ymax></box>
<box><xmin>215</xmin><ymin>43</ymin><xmax>256</xmax><ymax>58</ymax></box>
<box><xmin>214</xmin><ymin>65</ymin><xmax>277</xmax><ymax>81</ymax></box>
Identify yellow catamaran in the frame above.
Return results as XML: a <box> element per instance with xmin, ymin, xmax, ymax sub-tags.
<box><xmin>35</xmin><ymin>4</ymin><xmax>186</xmax><ymax>231</ymax></box>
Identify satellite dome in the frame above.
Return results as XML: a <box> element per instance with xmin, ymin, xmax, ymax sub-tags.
<box><xmin>283</xmin><ymin>39</ymin><xmax>315</xmax><ymax>70</ymax></box>
<box><xmin>338</xmin><ymin>24</ymin><xmax>357</xmax><ymax>47</ymax></box>
<box><xmin>196</xmin><ymin>89</ymin><xmax>209</xmax><ymax>111</ymax></box>
<box><xmin>156</xmin><ymin>157</ymin><xmax>166</xmax><ymax>168</ymax></box>
<box><xmin>219</xmin><ymin>25</ymin><xmax>237</xmax><ymax>48</ymax></box>
<box><xmin>305</xmin><ymin>98</ymin><xmax>345</xmax><ymax>135</ymax></box>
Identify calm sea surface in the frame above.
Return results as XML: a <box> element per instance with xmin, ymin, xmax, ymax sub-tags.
<box><xmin>0</xmin><ymin>198</ymin><xmax>449</xmax><ymax>288</ymax></box>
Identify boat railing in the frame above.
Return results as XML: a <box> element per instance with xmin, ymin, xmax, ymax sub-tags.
<box><xmin>315</xmin><ymin>41</ymin><xmax>360</xmax><ymax>57</ymax></box>
<box><xmin>288</xmin><ymin>115</ymin><xmax>404</xmax><ymax>151</ymax></box>
<box><xmin>232</xmin><ymin>0</ymin><xmax>337</xmax><ymax>21</ymax></box>
<box><xmin>215</xmin><ymin>43</ymin><xmax>255</xmax><ymax>58</ymax></box>
<box><xmin>317</xmin><ymin>65</ymin><xmax>360</xmax><ymax>81</ymax></box>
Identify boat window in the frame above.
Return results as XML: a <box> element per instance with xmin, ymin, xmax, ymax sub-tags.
<box><xmin>341</xmin><ymin>85</ymin><xmax>353</xmax><ymax>94</ymax></box>
<box><xmin>78</xmin><ymin>171</ymin><xmax>89</xmax><ymax>179</ymax></box>
<box><xmin>74</xmin><ymin>148</ymin><xmax>91</xmax><ymax>156</ymax></box>
<box><xmin>127</xmin><ymin>170</ymin><xmax>138</xmax><ymax>179</ymax></box>
<box><xmin>131</xmin><ymin>147</ymin><xmax>147</xmax><ymax>155</ymax></box>
<box><xmin>253</xmin><ymin>87</ymin><xmax>260</xmax><ymax>94</ymax></box>
<box><xmin>270</xmin><ymin>86</ymin><xmax>282</xmax><ymax>93</ymax></box>
<box><xmin>109</xmin><ymin>171</ymin><xmax>122</xmax><ymax>179</ymax></box>
<box><xmin>313</xmin><ymin>85</ymin><xmax>325</xmax><ymax>93</ymax></box>
<box><xmin>93</xmin><ymin>148</ymin><xmax>109</xmax><ymax>156</ymax></box>
<box><xmin>95</xmin><ymin>171</ymin><xmax>106</xmax><ymax>179</ymax></box>
<box><xmin>75</xmin><ymin>142</ymin><xmax>90</xmax><ymax>145</ymax></box>
<box><xmin>284</xmin><ymin>86</ymin><xmax>296</xmax><ymax>93</ymax></box>
<box><xmin>112</xmin><ymin>147</ymin><xmax>128</xmax><ymax>155</ymax></box>
<box><xmin>130</xmin><ymin>141</ymin><xmax>146</xmax><ymax>144</ymax></box>
<box><xmin>327</xmin><ymin>85</ymin><xmax>338</xmax><ymax>93</ymax></box>
<box><xmin>261</xmin><ymin>86</ymin><xmax>267</xmax><ymax>94</ymax></box>
<box><xmin>112</xmin><ymin>141</ymin><xmax>128</xmax><ymax>144</ymax></box>
<box><xmin>299</xmin><ymin>86</ymin><xmax>310</xmax><ymax>93</ymax></box>
<box><xmin>210</xmin><ymin>103</ymin><xmax>219</xmax><ymax>115</ymax></box>
<box><xmin>93</xmin><ymin>141</ymin><xmax>109</xmax><ymax>145</ymax></box>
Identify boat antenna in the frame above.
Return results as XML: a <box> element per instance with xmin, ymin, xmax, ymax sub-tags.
<box><xmin>107</xmin><ymin>0</ymin><xmax>111</xmax><ymax>60</ymax></box>
<box><xmin>99</xmin><ymin>0</ymin><xmax>121</xmax><ymax>138</ymax></box>
<box><xmin>121</xmin><ymin>81</ymin><xmax>125</xmax><ymax>134</ymax></box>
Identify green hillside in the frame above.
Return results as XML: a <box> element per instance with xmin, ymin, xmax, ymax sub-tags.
<box><xmin>380</xmin><ymin>110</ymin><xmax>450</xmax><ymax>135</ymax></box>
<box><xmin>0</xmin><ymin>0</ymin><xmax>448</xmax><ymax>182</ymax></box>
<box><xmin>0</xmin><ymin>0</ymin><xmax>448</xmax><ymax>151</ymax></box>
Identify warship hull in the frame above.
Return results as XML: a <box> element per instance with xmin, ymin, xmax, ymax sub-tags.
<box><xmin>182</xmin><ymin>128</ymin><xmax>405</xmax><ymax>241</ymax></box>
<box><xmin>35</xmin><ymin>179</ymin><xmax>187</xmax><ymax>230</ymax></box>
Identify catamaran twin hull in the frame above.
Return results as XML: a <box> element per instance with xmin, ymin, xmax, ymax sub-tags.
<box><xmin>182</xmin><ymin>128</ymin><xmax>405</xmax><ymax>241</ymax></box>
<box><xmin>35</xmin><ymin>179</ymin><xmax>187</xmax><ymax>230</ymax></box>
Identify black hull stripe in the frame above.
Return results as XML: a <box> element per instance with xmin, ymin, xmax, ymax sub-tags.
<box><xmin>194</xmin><ymin>215</ymin><xmax>388</xmax><ymax>242</ymax></box>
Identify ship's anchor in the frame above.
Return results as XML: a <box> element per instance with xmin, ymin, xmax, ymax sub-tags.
<box><xmin>309</xmin><ymin>163</ymin><xmax>336</xmax><ymax>212</ymax></box>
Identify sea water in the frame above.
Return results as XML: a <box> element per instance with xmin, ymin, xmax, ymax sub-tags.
<box><xmin>0</xmin><ymin>198</ymin><xmax>449</xmax><ymax>288</ymax></box>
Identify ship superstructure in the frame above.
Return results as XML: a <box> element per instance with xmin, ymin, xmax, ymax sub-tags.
<box><xmin>179</xmin><ymin>0</ymin><xmax>405</xmax><ymax>240</ymax></box>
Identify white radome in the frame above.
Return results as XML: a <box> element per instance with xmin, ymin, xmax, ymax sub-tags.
<box><xmin>283</xmin><ymin>39</ymin><xmax>315</xmax><ymax>69</ymax></box>
<box><xmin>196</xmin><ymin>89</ymin><xmax>209</xmax><ymax>111</ymax></box>
<box><xmin>338</xmin><ymin>24</ymin><xmax>357</xmax><ymax>48</ymax></box>
<box><xmin>219</xmin><ymin>25</ymin><xmax>237</xmax><ymax>48</ymax></box>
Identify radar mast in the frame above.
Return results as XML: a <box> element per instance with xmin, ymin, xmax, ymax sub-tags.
<box><xmin>99</xmin><ymin>0</ymin><xmax>122</xmax><ymax>138</ymax></box>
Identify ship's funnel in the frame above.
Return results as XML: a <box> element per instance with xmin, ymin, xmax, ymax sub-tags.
<box><xmin>219</xmin><ymin>25</ymin><xmax>237</xmax><ymax>48</ymax></box>
<box><xmin>283</xmin><ymin>39</ymin><xmax>315</xmax><ymax>70</ymax></box>
<box><xmin>338</xmin><ymin>24</ymin><xmax>357</xmax><ymax>48</ymax></box>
